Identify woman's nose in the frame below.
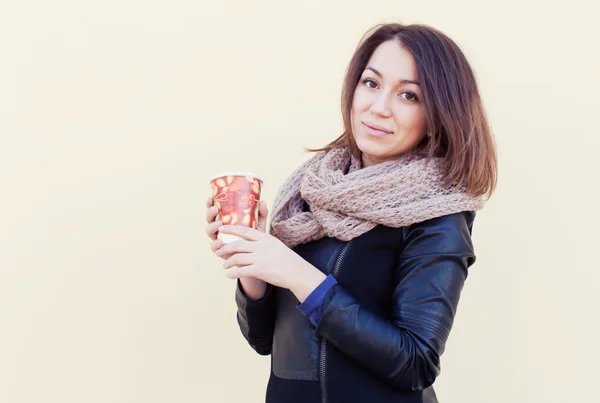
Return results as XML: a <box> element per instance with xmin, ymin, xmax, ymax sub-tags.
<box><xmin>369</xmin><ymin>93</ymin><xmax>392</xmax><ymax>117</ymax></box>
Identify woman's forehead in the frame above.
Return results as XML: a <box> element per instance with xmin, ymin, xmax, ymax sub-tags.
<box><xmin>364</xmin><ymin>41</ymin><xmax>419</xmax><ymax>82</ymax></box>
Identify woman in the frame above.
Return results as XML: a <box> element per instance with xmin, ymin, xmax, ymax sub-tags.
<box><xmin>205</xmin><ymin>23</ymin><xmax>497</xmax><ymax>403</ymax></box>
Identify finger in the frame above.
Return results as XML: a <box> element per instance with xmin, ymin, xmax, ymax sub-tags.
<box><xmin>225</xmin><ymin>264</ymin><xmax>257</xmax><ymax>279</ymax></box>
<box><xmin>210</xmin><ymin>238</ymin><xmax>224</xmax><ymax>253</ymax></box>
<box><xmin>205</xmin><ymin>219</ymin><xmax>223</xmax><ymax>241</ymax></box>
<box><xmin>223</xmin><ymin>253</ymin><xmax>255</xmax><ymax>270</ymax></box>
<box><xmin>205</xmin><ymin>205</ymin><xmax>219</xmax><ymax>224</ymax></box>
<box><xmin>256</xmin><ymin>201</ymin><xmax>269</xmax><ymax>233</ymax></box>
<box><xmin>206</xmin><ymin>196</ymin><xmax>214</xmax><ymax>209</ymax></box>
<box><xmin>212</xmin><ymin>241</ymin><xmax>232</xmax><ymax>260</ymax></box>
<box><xmin>216</xmin><ymin>239</ymin><xmax>255</xmax><ymax>257</ymax></box>
<box><xmin>219</xmin><ymin>224</ymin><xmax>263</xmax><ymax>241</ymax></box>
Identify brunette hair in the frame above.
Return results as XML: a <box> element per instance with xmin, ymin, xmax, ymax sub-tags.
<box><xmin>308</xmin><ymin>23</ymin><xmax>498</xmax><ymax>198</ymax></box>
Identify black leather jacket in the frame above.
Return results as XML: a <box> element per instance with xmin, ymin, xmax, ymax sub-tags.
<box><xmin>235</xmin><ymin>211</ymin><xmax>476</xmax><ymax>403</ymax></box>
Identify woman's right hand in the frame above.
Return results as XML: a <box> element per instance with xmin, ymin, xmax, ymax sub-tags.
<box><xmin>205</xmin><ymin>197</ymin><xmax>269</xmax><ymax>256</ymax></box>
<box><xmin>205</xmin><ymin>196</ymin><xmax>223</xmax><ymax>248</ymax></box>
<box><xmin>205</xmin><ymin>196</ymin><xmax>269</xmax><ymax>300</ymax></box>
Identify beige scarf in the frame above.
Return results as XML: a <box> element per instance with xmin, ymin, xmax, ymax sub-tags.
<box><xmin>269</xmin><ymin>146</ymin><xmax>485</xmax><ymax>248</ymax></box>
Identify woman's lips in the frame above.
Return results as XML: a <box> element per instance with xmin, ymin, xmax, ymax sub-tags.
<box><xmin>362</xmin><ymin>122</ymin><xmax>393</xmax><ymax>137</ymax></box>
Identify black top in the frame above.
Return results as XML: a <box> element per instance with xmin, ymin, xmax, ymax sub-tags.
<box><xmin>235</xmin><ymin>211</ymin><xmax>476</xmax><ymax>403</ymax></box>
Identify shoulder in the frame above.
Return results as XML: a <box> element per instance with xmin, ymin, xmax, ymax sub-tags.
<box><xmin>409</xmin><ymin>210</ymin><xmax>475</xmax><ymax>232</ymax></box>
<box><xmin>400</xmin><ymin>211</ymin><xmax>476</xmax><ymax>258</ymax></box>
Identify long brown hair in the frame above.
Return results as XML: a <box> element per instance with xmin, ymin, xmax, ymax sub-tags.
<box><xmin>308</xmin><ymin>23</ymin><xmax>498</xmax><ymax>199</ymax></box>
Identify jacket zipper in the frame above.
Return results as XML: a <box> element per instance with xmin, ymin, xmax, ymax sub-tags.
<box><xmin>319</xmin><ymin>241</ymin><xmax>351</xmax><ymax>403</ymax></box>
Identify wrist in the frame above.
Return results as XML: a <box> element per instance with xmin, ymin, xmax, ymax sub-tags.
<box><xmin>239</xmin><ymin>277</ymin><xmax>267</xmax><ymax>300</ymax></box>
<box><xmin>290</xmin><ymin>262</ymin><xmax>327</xmax><ymax>303</ymax></box>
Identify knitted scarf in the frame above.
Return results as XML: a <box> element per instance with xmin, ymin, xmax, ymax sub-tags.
<box><xmin>269</xmin><ymin>146</ymin><xmax>485</xmax><ymax>248</ymax></box>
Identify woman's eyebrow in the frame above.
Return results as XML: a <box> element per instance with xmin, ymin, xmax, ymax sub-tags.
<box><xmin>365</xmin><ymin>66</ymin><xmax>421</xmax><ymax>86</ymax></box>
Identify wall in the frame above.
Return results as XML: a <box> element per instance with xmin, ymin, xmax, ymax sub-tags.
<box><xmin>1</xmin><ymin>1</ymin><xmax>598</xmax><ymax>402</ymax></box>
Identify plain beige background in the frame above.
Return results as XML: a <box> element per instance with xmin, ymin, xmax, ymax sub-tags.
<box><xmin>1</xmin><ymin>0</ymin><xmax>598</xmax><ymax>402</ymax></box>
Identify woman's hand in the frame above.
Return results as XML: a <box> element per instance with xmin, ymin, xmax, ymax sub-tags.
<box><xmin>204</xmin><ymin>196</ymin><xmax>269</xmax><ymax>258</ymax></box>
<box><xmin>205</xmin><ymin>196</ymin><xmax>222</xmax><ymax>243</ymax></box>
<box><xmin>205</xmin><ymin>196</ymin><xmax>269</xmax><ymax>300</ymax></box>
<box><xmin>216</xmin><ymin>225</ymin><xmax>326</xmax><ymax>303</ymax></box>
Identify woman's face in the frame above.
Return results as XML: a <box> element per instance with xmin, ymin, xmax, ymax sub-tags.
<box><xmin>351</xmin><ymin>40</ymin><xmax>428</xmax><ymax>167</ymax></box>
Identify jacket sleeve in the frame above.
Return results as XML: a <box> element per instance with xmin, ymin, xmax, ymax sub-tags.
<box><xmin>235</xmin><ymin>280</ymin><xmax>277</xmax><ymax>355</ymax></box>
<box><xmin>314</xmin><ymin>211</ymin><xmax>476</xmax><ymax>391</ymax></box>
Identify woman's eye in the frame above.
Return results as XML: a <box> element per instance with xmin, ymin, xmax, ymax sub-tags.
<box><xmin>363</xmin><ymin>78</ymin><xmax>378</xmax><ymax>89</ymax></box>
<box><xmin>401</xmin><ymin>92</ymin><xmax>419</xmax><ymax>102</ymax></box>
<box><xmin>362</xmin><ymin>79</ymin><xmax>418</xmax><ymax>101</ymax></box>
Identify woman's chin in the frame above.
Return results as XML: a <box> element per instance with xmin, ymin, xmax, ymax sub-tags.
<box><xmin>355</xmin><ymin>137</ymin><xmax>390</xmax><ymax>158</ymax></box>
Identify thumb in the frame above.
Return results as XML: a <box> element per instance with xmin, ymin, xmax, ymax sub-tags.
<box><xmin>256</xmin><ymin>201</ymin><xmax>269</xmax><ymax>233</ymax></box>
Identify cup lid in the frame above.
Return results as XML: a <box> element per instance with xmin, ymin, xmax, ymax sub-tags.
<box><xmin>208</xmin><ymin>172</ymin><xmax>264</xmax><ymax>185</ymax></box>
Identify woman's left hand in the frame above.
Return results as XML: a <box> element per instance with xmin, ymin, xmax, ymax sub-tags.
<box><xmin>215</xmin><ymin>225</ymin><xmax>326</xmax><ymax>303</ymax></box>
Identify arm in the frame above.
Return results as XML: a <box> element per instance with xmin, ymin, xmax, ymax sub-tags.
<box><xmin>235</xmin><ymin>280</ymin><xmax>277</xmax><ymax>355</ymax></box>
<box><xmin>314</xmin><ymin>211</ymin><xmax>476</xmax><ymax>391</ymax></box>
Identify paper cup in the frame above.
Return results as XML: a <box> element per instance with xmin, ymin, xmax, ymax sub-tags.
<box><xmin>209</xmin><ymin>173</ymin><xmax>263</xmax><ymax>244</ymax></box>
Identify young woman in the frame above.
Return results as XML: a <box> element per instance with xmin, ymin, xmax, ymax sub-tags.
<box><xmin>205</xmin><ymin>22</ymin><xmax>497</xmax><ymax>403</ymax></box>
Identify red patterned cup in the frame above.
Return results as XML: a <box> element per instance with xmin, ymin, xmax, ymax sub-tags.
<box><xmin>209</xmin><ymin>173</ymin><xmax>263</xmax><ymax>244</ymax></box>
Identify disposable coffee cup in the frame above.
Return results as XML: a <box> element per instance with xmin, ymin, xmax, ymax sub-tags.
<box><xmin>209</xmin><ymin>172</ymin><xmax>263</xmax><ymax>244</ymax></box>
